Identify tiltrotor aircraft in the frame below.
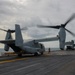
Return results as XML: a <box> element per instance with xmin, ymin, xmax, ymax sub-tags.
<box><xmin>0</xmin><ymin>24</ymin><xmax>59</xmax><ymax>56</ymax></box>
<box><xmin>0</xmin><ymin>24</ymin><xmax>45</xmax><ymax>56</ymax></box>
<box><xmin>38</xmin><ymin>14</ymin><xmax>75</xmax><ymax>50</ymax></box>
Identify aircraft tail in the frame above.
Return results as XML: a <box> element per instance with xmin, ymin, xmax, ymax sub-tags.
<box><xmin>15</xmin><ymin>24</ymin><xmax>23</xmax><ymax>47</ymax></box>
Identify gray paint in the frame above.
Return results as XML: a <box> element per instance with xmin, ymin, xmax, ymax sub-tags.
<box><xmin>59</xmin><ymin>27</ymin><xmax>66</xmax><ymax>49</ymax></box>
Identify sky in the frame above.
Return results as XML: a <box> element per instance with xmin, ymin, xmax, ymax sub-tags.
<box><xmin>0</xmin><ymin>0</ymin><xmax>75</xmax><ymax>48</ymax></box>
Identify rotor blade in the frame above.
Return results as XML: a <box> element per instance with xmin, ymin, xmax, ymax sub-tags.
<box><xmin>8</xmin><ymin>30</ymin><xmax>15</xmax><ymax>33</ymax></box>
<box><xmin>0</xmin><ymin>28</ymin><xmax>8</xmax><ymax>32</ymax></box>
<box><xmin>65</xmin><ymin>28</ymin><xmax>75</xmax><ymax>36</ymax></box>
<box><xmin>21</xmin><ymin>27</ymin><xmax>28</xmax><ymax>30</ymax></box>
<box><xmin>37</xmin><ymin>25</ymin><xmax>60</xmax><ymax>29</ymax></box>
<box><xmin>64</xmin><ymin>13</ymin><xmax>75</xmax><ymax>26</ymax></box>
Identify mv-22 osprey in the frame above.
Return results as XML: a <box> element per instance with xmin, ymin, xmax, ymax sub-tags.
<box><xmin>0</xmin><ymin>24</ymin><xmax>58</xmax><ymax>56</ymax></box>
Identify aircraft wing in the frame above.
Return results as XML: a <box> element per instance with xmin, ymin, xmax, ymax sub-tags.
<box><xmin>0</xmin><ymin>39</ymin><xmax>15</xmax><ymax>44</ymax></box>
<box><xmin>34</xmin><ymin>36</ymin><xmax>59</xmax><ymax>42</ymax></box>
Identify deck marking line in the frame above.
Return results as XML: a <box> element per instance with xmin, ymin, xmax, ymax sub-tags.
<box><xmin>0</xmin><ymin>58</ymin><xmax>27</xmax><ymax>64</ymax></box>
<box><xmin>16</xmin><ymin>63</ymin><xmax>41</xmax><ymax>71</ymax></box>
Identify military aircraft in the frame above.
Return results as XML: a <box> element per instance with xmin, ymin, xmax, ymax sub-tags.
<box><xmin>0</xmin><ymin>24</ymin><xmax>60</xmax><ymax>56</ymax></box>
<box><xmin>38</xmin><ymin>14</ymin><xmax>75</xmax><ymax>50</ymax></box>
<box><xmin>0</xmin><ymin>24</ymin><xmax>46</xmax><ymax>56</ymax></box>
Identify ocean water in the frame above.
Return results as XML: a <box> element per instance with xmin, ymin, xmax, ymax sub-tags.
<box><xmin>0</xmin><ymin>48</ymin><xmax>13</xmax><ymax>56</ymax></box>
<box><xmin>46</xmin><ymin>48</ymin><xmax>60</xmax><ymax>51</ymax></box>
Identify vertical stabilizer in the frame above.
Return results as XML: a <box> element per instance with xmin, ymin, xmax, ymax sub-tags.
<box><xmin>15</xmin><ymin>24</ymin><xmax>23</xmax><ymax>47</ymax></box>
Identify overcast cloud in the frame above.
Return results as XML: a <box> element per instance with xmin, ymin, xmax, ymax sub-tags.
<box><xmin>0</xmin><ymin>0</ymin><xmax>75</xmax><ymax>47</ymax></box>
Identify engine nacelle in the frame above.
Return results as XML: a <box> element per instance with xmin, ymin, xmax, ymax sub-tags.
<box><xmin>4</xmin><ymin>44</ymin><xmax>9</xmax><ymax>51</ymax></box>
<box><xmin>4</xmin><ymin>32</ymin><xmax>12</xmax><ymax>51</ymax></box>
<box><xmin>59</xmin><ymin>27</ymin><xmax>66</xmax><ymax>50</ymax></box>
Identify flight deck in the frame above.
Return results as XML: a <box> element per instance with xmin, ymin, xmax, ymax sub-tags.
<box><xmin>0</xmin><ymin>50</ymin><xmax>75</xmax><ymax>75</ymax></box>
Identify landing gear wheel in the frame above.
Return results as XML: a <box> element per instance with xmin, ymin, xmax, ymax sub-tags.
<box><xmin>41</xmin><ymin>52</ymin><xmax>43</xmax><ymax>55</ymax></box>
<box><xmin>60</xmin><ymin>48</ymin><xmax>64</xmax><ymax>50</ymax></box>
<box><xmin>34</xmin><ymin>52</ymin><xmax>39</xmax><ymax>56</ymax></box>
<box><xmin>18</xmin><ymin>54</ymin><xmax>22</xmax><ymax>57</ymax></box>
